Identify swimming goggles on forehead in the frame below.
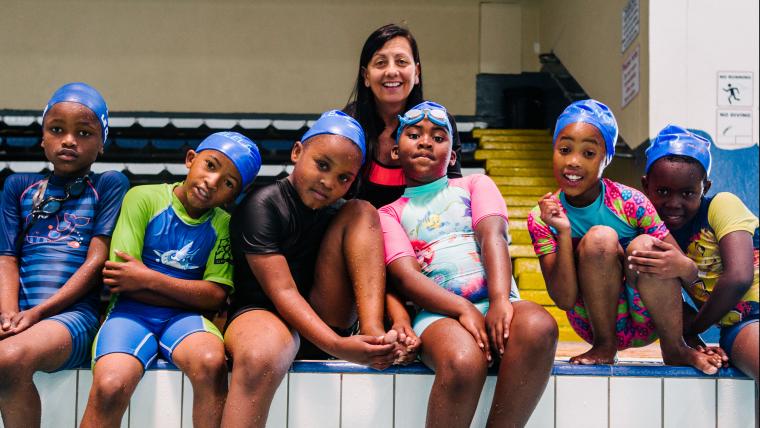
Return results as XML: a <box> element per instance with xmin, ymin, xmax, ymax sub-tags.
<box><xmin>396</xmin><ymin>108</ymin><xmax>453</xmax><ymax>141</ymax></box>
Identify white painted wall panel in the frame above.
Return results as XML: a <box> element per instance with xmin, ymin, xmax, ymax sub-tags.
<box><xmin>288</xmin><ymin>373</ymin><xmax>340</xmax><ymax>428</ymax></box>
<box><xmin>663</xmin><ymin>378</ymin><xmax>715</xmax><ymax>428</ymax></box>
<box><xmin>556</xmin><ymin>376</ymin><xmax>608</xmax><ymax>428</ymax></box>
<box><xmin>34</xmin><ymin>371</ymin><xmax>77</xmax><ymax>428</ymax></box>
<box><xmin>129</xmin><ymin>370</ymin><xmax>183</xmax><ymax>428</ymax></box>
<box><xmin>341</xmin><ymin>374</ymin><xmax>394</xmax><ymax>428</ymax></box>
<box><xmin>717</xmin><ymin>379</ymin><xmax>755</xmax><ymax>428</ymax></box>
<box><xmin>526</xmin><ymin>377</ymin><xmax>555</xmax><ymax>428</ymax></box>
<box><xmin>394</xmin><ymin>374</ymin><xmax>435</xmax><ymax>428</ymax></box>
<box><xmin>610</xmin><ymin>377</ymin><xmax>661</xmax><ymax>428</ymax></box>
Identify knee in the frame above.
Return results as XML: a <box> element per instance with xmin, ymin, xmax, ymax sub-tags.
<box><xmin>343</xmin><ymin>199</ymin><xmax>379</xmax><ymax>224</ymax></box>
<box><xmin>91</xmin><ymin>370</ymin><xmax>137</xmax><ymax>405</ymax></box>
<box><xmin>436</xmin><ymin>348</ymin><xmax>488</xmax><ymax>390</ymax></box>
<box><xmin>184</xmin><ymin>349</ymin><xmax>227</xmax><ymax>384</ymax></box>
<box><xmin>0</xmin><ymin>343</ymin><xmax>32</xmax><ymax>386</ymax></box>
<box><xmin>231</xmin><ymin>347</ymin><xmax>290</xmax><ymax>390</ymax></box>
<box><xmin>625</xmin><ymin>234</ymin><xmax>656</xmax><ymax>257</ymax></box>
<box><xmin>513</xmin><ymin>305</ymin><xmax>559</xmax><ymax>351</ymax></box>
<box><xmin>578</xmin><ymin>226</ymin><xmax>619</xmax><ymax>258</ymax></box>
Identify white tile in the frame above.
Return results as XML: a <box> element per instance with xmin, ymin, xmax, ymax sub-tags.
<box><xmin>76</xmin><ymin>370</ymin><xmax>129</xmax><ymax>428</ymax></box>
<box><xmin>34</xmin><ymin>371</ymin><xmax>77</xmax><ymax>428</ymax></box>
<box><xmin>610</xmin><ymin>377</ymin><xmax>661</xmax><ymax>428</ymax></box>
<box><xmin>717</xmin><ymin>379</ymin><xmax>755</xmax><ymax>428</ymax></box>
<box><xmin>130</xmin><ymin>370</ymin><xmax>183</xmax><ymax>428</ymax></box>
<box><xmin>181</xmin><ymin>375</ymin><xmax>192</xmax><ymax>428</ymax></box>
<box><xmin>526</xmin><ymin>376</ymin><xmax>555</xmax><ymax>428</ymax></box>
<box><xmin>394</xmin><ymin>374</ymin><xmax>435</xmax><ymax>428</ymax></box>
<box><xmin>556</xmin><ymin>376</ymin><xmax>607</xmax><ymax>428</ymax></box>
<box><xmin>470</xmin><ymin>376</ymin><xmax>496</xmax><ymax>428</ymax></box>
<box><xmin>288</xmin><ymin>373</ymin><xmax>340</xmax><ymax>428</ymax></box>
<box><xmin>266</xmin><ymin>375</ymin><xmax>288</xmax><ymax>428</ymax></box>
<box><xmin>664</xmin><ymin>378</ymin><xmax>715</xmax><ymax>428</ymax></box>
<box><xmin>341</xmin><ymin>374</ymin><xmax>394</xmax><ymax>428</ymax></box>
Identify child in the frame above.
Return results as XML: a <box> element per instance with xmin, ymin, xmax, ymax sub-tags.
<box><xmin>0</xmin><ymin>82</ymin><xmax>129</xmax><ymax>426</ymax></box>
<box><xmin>637</xmin><ymin>124</ymin><xmax>758</xmax><ymax>380</ymax></box>
<box><xmin>80</xmin><ymin>132</ymin><xmax>261</xmax><ymax>428</ymax></box>
<box><xmin>222</xmin><ymin>110</ymin><xmax>403</xmax><ymax>427</ymax></box>
<box><xmin>380</xmin><ymin>101</ymin><xmax>558</xmax><ymax>427</ymax></box>
<box><xmin>528</xmin><ymin>100</ymin><xmax>723</xmax><ymax>373</ymax></box>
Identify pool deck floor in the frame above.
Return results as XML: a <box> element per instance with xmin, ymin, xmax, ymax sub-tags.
<box><xmin>555</xmin><ymin>341</ymin><xmax>663</xmax><ymax>362</ymax></box>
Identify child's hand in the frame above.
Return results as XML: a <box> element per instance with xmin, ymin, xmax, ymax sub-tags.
<box><xmin>627</xmin><ymin>238</ymin><xmax>693</xmax><ymax>279</ymax></box>
<box><xmin>334</xmin><ymin>335</ymin><xmax>397</xmax><ymax>370</ymax></box>
<box><xmin>0</xmin><ymin>310</ymin><xmax>19</xmax><ymax>339</ymax></box>
<box><xmin>458</xmin><ymin>304</ymin><xmax>491</xmax><ymax>362</ymax></box>
<box><xmin>538</xmin><ymin>193</ymin><xmax>570</xmax><ymax>233</ymax></box>
<box><xmin>6</xmin><ymin>308</ymin><xmax>42</xmax><ymax>336</ymax></box>
<box><xmin>684</xmin><ymin>334</ymin><xmax>730</xmax><ymax>364</ymax></box>
<box><xmin>102</xmin><ymin>250</ymin><xmax>155</xmax><ymax>294</ymax></box>
<box><xmin>389</xmin><ymin>323</ymin><xmax>421</xmax><ymax>365</ymax></box>
<box><xmin>485</xmin><ymin>299</ymin><xmax>514</xmax><ymax>356</ymax></box>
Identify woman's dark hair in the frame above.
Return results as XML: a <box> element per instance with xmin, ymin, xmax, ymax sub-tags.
<box><xmin>345</xmin><ymin>24</ymin><xmax>423</xmax><ymax>160</ymax></box>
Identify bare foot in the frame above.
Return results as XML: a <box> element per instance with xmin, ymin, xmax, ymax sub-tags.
<box><xmin>662</xmin><ymin>345</ymin><xmax>723</xmax><ymax>375</ymax></box>
<box><xmin>381</xmin><ymin>329</ymin><xmax>399</xmax><ymax>344</ymax></box>
<box><xmin>569</xmin><ymin>344</ymin><xmax>618</xmax><ymax>365</ymax></box>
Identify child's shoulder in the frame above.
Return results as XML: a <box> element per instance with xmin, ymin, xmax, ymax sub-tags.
<box><xmin>2</xmin><ymin>172</ymin><xmax>46</xmax><ymax>194</ymax></box>
<box><xmin>93</xmin><ymin>170</ymin><xmax>129</xmax><ymax>187</ymax></box>
<box><xmin>601</xmin><ymin>178</ymin><xmax>649</xmax><ymax>202</ymax></box>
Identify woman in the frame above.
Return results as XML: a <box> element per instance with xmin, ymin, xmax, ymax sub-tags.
<box><xmin>345</xmin><ymin>23</ymin><xmax>462</xmax><ymax>208</ymax></box>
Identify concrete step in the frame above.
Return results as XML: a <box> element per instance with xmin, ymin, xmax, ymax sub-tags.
<box><xmin>508</xmin><ymin>206</ymin><xmax>533</xmax><ymax>219</ymax></box>
<box><xmin>508</xmin><ymin>244</ymin><xmax>535</xmax><ymax>258</ymax></box>
<box><xmin>517</xmin><ymin>272</ymin><xmax>547</xmax><ymax>291</ymax></box>
<box><xmin>498</xmin><ymin>185</ymin><xmax>555</xmax><ymax>196</ymax></box>
<box><xmin>475</xmin><ymin>149</ymin><xmax>553</xmax><ymax>161</ymax></box>
<box><xmin>479</xmin><ymin>135</ymin><xmax>552</xmax><ymax>144</ymax></box>
<box><xmin>486</xmin><ymin>159</ymin><xmax>553</xmax><ymax>169</ymax></box>
<box><xmin>513</xmin><ymin>258</ymin><xmax>541</xmax><ymax>277</ymax></box>
<box><xmin>490</xmin><ymin>167</ymin><xmax>552</xmax><ymax>177</ymax></box>
<box><xmin>491</xmin><ymin>176</ymin><xmax>556</xmax><ymax>187</ymax></box>
<box><xmin>472</xmin><ymin>129</ymin><xmax>551</xmax><ymax>138</ymax></box>
<box><xmin>510</xmin><ymin>229</ymin><xmax>532</xmax><ymax>245</ymax></box>
<box><xmin>504</xmin><ymin>195</ymin><xmax>540</xmax><ymax>207</ymax></box>
<box><xmin>509</xmin><ymin>219</ymin><xmax>527</xmax><ymax>230</ymax></box>
<box><xmin>520</xmin><ymin>289</ymin><xmax>554</xmax><ymax>306</ymax></box>
<box><xmin>479</xmin><ymin>141</ymin><xmax>551</xmax><ymax>150</ymax></box>
<box><xmin>558</xmin><ymin>325</ymin><xmax>584</xmax><ymax>342</ymax></box>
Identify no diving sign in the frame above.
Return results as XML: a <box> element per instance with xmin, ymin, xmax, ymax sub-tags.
<box><xmin>716</xmin><ymin>71</ymin><xmax>755</xmax><ymax>148</ymax></box>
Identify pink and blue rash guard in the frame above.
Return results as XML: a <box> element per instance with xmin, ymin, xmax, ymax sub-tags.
<box><xmin>379</xmin><ymin>174</ymin><xmax>511</xmax><ymax>302</ymax></box>
<box><xmin>527</xmin><ymin>178</ymin><xmax>669</xmax><ymax>254</ymax></box>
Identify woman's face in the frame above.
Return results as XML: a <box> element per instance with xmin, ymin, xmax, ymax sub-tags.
<box><xmin>363</xmin><ymin>36</ymin><xmax>420</xmax><ymax>110</ymax></box>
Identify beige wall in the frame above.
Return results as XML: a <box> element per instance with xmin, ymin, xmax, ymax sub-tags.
<box><xmin>537</xmin><ymin>0</ymin><xmax>649</xmax><ymax>147</ymax></box>
<box><xmin>0</xmin><ymin>0</ymin><xmax>481</xmax><ymax>115</ymax></box>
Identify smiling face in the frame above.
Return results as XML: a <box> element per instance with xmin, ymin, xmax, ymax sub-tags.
<box><xmin>363</xmin><ymin>36</ymin><xmax>420</xmax><ymax>112</ymax></box>
<box><xmin>642</xmin><ymin>157</ymin><xmax>710</xmax><ymax>231</ymax></box>
<box><xmin>41</xmin><ymin>102</ymin><xmax>104</xmax><ymax>177</ymax></box>
<box><xmin>393</xmin><ymin>118</ymin><xmax>455</xmax><ymax>187</ymax></box>
<box><xmin>288</xmin><ymin>135</ymin><xmax>363</xmax><ymax>209</ymax></box>
<box><xmin>552</xmin><ymin>122</ymin><xmax>606</xmax><ymax>206</ymax></box>
<box><xmin>174</xmin><ymin>149</ymin><xmax>242</xmax><ymax>218</ymax></box>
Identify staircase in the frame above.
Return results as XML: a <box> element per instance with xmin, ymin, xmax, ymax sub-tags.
<box><xmin>473</xmin><ymin>129</ymin><xmax>582</xmax><ymax>342</ymax></box>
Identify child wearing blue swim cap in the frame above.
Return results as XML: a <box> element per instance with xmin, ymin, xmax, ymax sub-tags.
<box><xmin>528</xmin><ymin>100</ymin><xmax>724</xmax><ymax>374</ymax></box>
<box><xmin>0</xmin><ymin>82</ymin><xmax>129</xmax><ymax>425</ymax></box>
<box><xmin>222</xmin><ymin>110</ymin><xmax>401</xmax><ymax>427</ymax></box>
<box><xmin>81</xmin><ymin>132</ymin><xmax>261</xmax><ymax>428</ymax></box>
<box><xmin>380</xmin><ymin>100</ymin><xmax>557</xmax><ymax>426</ymax></box>
<box><xmin>639</xmin><ymin>125</ymin><xmax>758</xmax><ymax>381</ymax></box>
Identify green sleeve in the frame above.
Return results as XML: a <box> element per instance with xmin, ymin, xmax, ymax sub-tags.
<box><xmin>203</xmin><ymin>208</ymin><xmax>234</xmax><ymax>289</ymax></box>
<box><xmin>109</xmin><ymin>185</ymin><xmax>162</xmax><ymax>262</ymax></box>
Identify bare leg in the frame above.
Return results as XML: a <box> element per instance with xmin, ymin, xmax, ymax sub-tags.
<box><xmin>172</xmin><ymin>331</ymin><xmax>228</xmax><ymax>428</ymax></box>
<box><xmin>571</xmin><ymin>225</ymin><xmax>624</xmax><ymax>364</ymax></box>
<box><xmin>310</xmin><ymin>199</ymin><xmax>387</xmax><ymax>336</ymax></box>
<box><xmin>729</xmin><ymin>322</ymin><xmax>759</xmax><ymax>380</ymax></box>
<box><xmin>221</xmin><ymin>310</ymin><xmax>299</xmax><ymax>428</ymax></box>
<box><xmin>420</xmin><ymin>318</ymin><xmax>488</xmax><ymax>428</ymax></box>
<box><xmin>81</xmin><ymin>353</ymin><xmax>144</xmax><ymax>428</ymax></box>
<box><xmin>627</xmin><ymin>235</ymin><xmax>722</xmax><ymax>374</ymax></box>
<box><xmin>0</xmin><ymin>320</ymin><xmax>72</xmax><ymax>428</ymax></box>
<box><xmin>487</xmin><ymin>301</ymin><xmax>558</xmax><ymax>427</ymax></box>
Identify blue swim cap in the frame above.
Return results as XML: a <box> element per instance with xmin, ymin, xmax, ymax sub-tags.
<box><xmin>645</xmin><ymin>124</ymin><xmax>712</xmax><ymax>175</ymax></box>
<box><xmin>396</xmin><ymin>101</ymin><xmax>454</xmax><ymax>143</ymax></box>
<box><xmin>43</xmin><ymin>82</ymin><xmax>109</xmax><ymax>144</ymax></box>
<box><xmin>197</xmin><ymin>132</ymin><xmax>262</xmax><ymax>190</ymax></box>
<box><xmin>301</xmin><ymin>110</ymin><xmax>366</xmax><ymax>165</ymax></box>
<box><xmin>553</xmin><ymin>99</ymin><xmax>618</xmax><ymax>168</ymax></box>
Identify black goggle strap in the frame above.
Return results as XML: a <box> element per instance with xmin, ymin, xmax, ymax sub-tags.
<box><xmin>15</xmin><ymin>178</ymin><xmax>50</xmax><ymax>253</ymax></box>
